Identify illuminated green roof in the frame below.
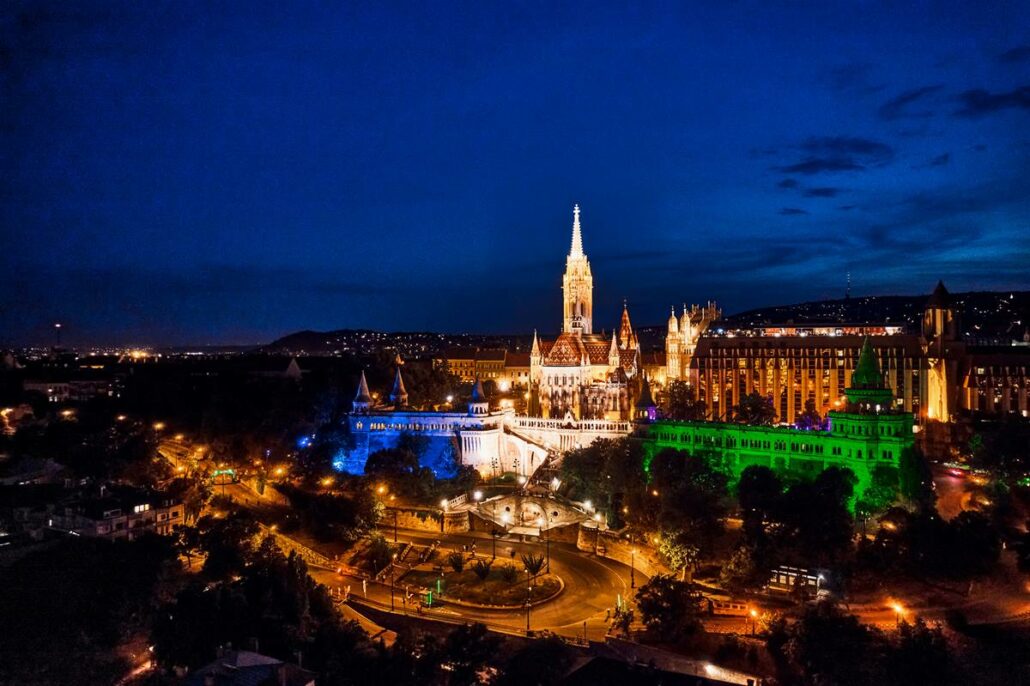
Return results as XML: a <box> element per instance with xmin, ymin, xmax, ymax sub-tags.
<box><xmin>851</xmin><ymin>337</ymin><xmax>884</xmax><ymax>389</ymax></box>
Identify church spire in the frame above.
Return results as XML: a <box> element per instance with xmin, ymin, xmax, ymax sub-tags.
<box><xmin>570</xmin><ymin>204</ymin><xmax>584</xmax><ymax>257</ymax></box>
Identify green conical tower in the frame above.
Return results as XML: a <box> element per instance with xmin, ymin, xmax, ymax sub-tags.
<box><xmin>851</xmin><ymin>337</ymin><xmax>885</xmax><ymax>389</ymax></box>
<box><xmin>844</xmin><ymin>337</ymin><xmax>893</xmax><ymax>411</ymax></box>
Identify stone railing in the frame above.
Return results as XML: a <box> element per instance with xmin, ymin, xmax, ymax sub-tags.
<box><xmin>511</xmin><ymin>417</ymin><xmax>632</xmax><ymax>433</ymax></box>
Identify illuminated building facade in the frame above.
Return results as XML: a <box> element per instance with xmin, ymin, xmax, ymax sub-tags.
<box><xmin>664</xmin><ymin>302</ymin><xmax>721</xmax><ymax>382</ymax></box>
<box><xmin>686</xmin><ymin>282</ymin><xmax>1029</xmax><ymax>433</ymax></box>
<box><xmin>344</xmin><ymin>371</ymin><xmax>549</xmax><ymax>478</ymax></box>
<box><xmin>644</xmin><ymin>339</ymin><xmax>915</xmax><ymax>508</ymax></box>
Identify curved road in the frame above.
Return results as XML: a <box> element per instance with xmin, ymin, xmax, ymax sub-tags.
<box><xmin>311</xmin><ymin>526</ymin><xmax>644</xmax><ymax>639</ymax></box>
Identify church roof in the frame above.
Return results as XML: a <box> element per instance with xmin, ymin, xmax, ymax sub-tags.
<box><xmin>927</xmin><ymin>280</ymin><xmax>951</xmax><ymax>308</ymax></box>
<box><xmin>354</xmin><ymin>370</ymin><xmax>372</xmax><ymax>403</ymax></box>
<box><xmin>539</xmin><ymin>333</ymin><xmax>615</xmax><ymax>366</ymax></box>
<box><xmin>850</xmin><ymin>337</ymin><xmax>885</xmax><ymax>389</ymax></box>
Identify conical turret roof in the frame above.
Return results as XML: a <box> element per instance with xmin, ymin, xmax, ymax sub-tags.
<box><xmin>389</xmin><ymin>366</ymin><xmax>408</xmax><ymax>405</ymax></box>
<box><xmin>619</xmin><ymin>301</ymin><xmax>636</xmax><ymax>349</ymax></box>
<box><xmin>927</xmin><ymin>280</ymin><xmax>951</xmax><ymax>308</ymax></box>
<box><xmin>851</xmin><ymin>337</ymin><xmax>885</xmax><ymax>389</ymax></box>
<box><xmin>354</xmin><ymin>370</ymin><xmax>372</xmax><ymax>404</ymax></box>
<box><xmin>635</xmin><ymin>372</ymin><xmax>656</xmax><ymax>409</ymax></box>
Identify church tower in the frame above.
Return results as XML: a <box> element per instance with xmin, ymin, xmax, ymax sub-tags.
<box><xmin>562</xmin><ymin>205</ymin><xmax>593</xmax><ymax>335</ymax></box>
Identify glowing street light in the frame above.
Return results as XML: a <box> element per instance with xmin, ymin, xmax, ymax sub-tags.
<box><xmin>472</xmin><ymin>490</ymin><xmax>483</xmax><ymax>502</ymax></box>
<box><xmin>891</xmin><ymin>602</ymin><xmax>905</xmax><ymax>626</ymax></box>
<box><xmin>152</xmin><ymin>422</ymin><xmax>166</xmax><ymax>431</ymax></box>
<box><xmin>445</xmin><ymin>395</ymin><xmax>454</xmax><ymax>403</ymax></box>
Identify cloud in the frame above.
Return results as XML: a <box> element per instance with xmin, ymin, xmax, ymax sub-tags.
<box><xmin>953</xmin><ymin>87</ymin><xmax>1030</xmax><ymax>117</ymax></box>
<box><xmin>803</xmin><ymin>187</ymin><xmax>842</xmax><ymax>198</ymax></box>
<box><xmin>773</xmin><ymin>136</ymin><xmax>894</xmax><ymax>175</ymax></box>
<box><xmin>911</xmin><ymin>152</ymin><xmax>951</xmax><ymax>170</ymax></box>
<box><xmin>878</xmin><ymin>85</ymin><xmax>943</xmax><ymax>120</ymax></box>
<box><xmin>798</xmin><ymin>136</ymin><xmax>894</xmax><ymax>160</ymax></box>
<box><xmin>777</xmin><ymin>178</ymin><xmax>799</xmax><ymax>189</ymax></box>
<box><xmin>998</xmin><ymin>45</ymin><xmax>1030</xmax><ymax>63</ymax></box>
<box><xmin>776</xmin><ymin>158</ymin><xmax>863</xmax><ymax>174</ymax></box>
<box><xmin>779</xmin><ymin>207</ymin><xmax>808</xmax><ymax>216</ymax></box>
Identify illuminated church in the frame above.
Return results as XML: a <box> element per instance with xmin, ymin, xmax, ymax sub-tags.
<box><xmin>529</xmin><ymin>205</ymin><xmax>644</xmax><ymax>420</ymax></box>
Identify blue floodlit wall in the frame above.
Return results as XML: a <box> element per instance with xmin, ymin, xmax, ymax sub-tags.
<box><xmin>335</xmin><ymin>417</ymin><xmax>461</xmax><ymax>478</ymax></box>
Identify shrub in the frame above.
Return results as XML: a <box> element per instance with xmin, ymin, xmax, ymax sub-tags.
<box><xmin>471</xmin><ymin>558</ymin><xmax>492</xmax><ymax>581</ymax></box>
<box><xmin>521</xmin><ymin>553</ymin><xmax>545</xmax><ymax>577</ymax></box>
<box><xmin>447</xmin><ymin>551</ymin><xmax>466</xmax><ymax>573</ymax></box>
<box><xmin>500</xmin><ymin>563</ymin><xmax>519</xmax><ymax>583</ymax></box>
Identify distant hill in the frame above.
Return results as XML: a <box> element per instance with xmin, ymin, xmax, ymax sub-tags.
<box><xmin>263</xmin><ymin>290</ymin><xmax>1030</xmax><ymax>357</ymax></box>
<box><xmin>261</xmin><ymin>329</ymin><xmax>534</xmax><ymax>357</ymax></box>
<box><xmin>720</xmin><ymin>290</ymin><xmax>1030</xmax><ymax>341</ymax></box>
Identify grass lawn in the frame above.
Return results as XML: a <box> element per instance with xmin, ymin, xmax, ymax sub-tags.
<box><xmin>402</xmin><ymin>566</ymin><xmax>561</xmax><ymax>606</ymax></box>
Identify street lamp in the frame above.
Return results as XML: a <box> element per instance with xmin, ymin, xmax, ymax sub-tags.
<box><xmin>526</xmin><ymin>585</ymin><xmax>533</xmax><ymax>634</ymax></box>
<box><xmin>630</xmin><ymin>548</ymin><xmax>637</xmax><ymax>588</ymax></box>
<box><xmin>537</xmin><ymin>516</ymin><xmax>550</xmax><ymax>574</ymax></box>
<box><xmin>390</xmin><ymin>553</ymin><xmax>398</xmax><ymax>611</ymax></box>
<box><xmin>749</xmin><ymin>608</ymin><xmax>758</xmax><ymax>636</ymax></box>
<box><xmin>392</xmin><ymin>497</ymin><xmax>398</xmax><ymax>543</ymax></box>
<box><xmin>473</xmin><ymin>490</ymin><xmax>482</xmax><ymax>503</ymax></box>
<box><xmin>891</xmin><ymin>602</ymin><xmax>905</xmax><ymax>626</ymax></box>
<box><xmin>592</xmin><ymin>513</ymin><xmax>602</xmax><ymax>554</ymax></box>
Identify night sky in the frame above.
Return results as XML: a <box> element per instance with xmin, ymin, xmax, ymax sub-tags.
<box><xmin>2</xmin><ymin>2</ymin><xmax>1028</xmax><ymax>346</ymax></box>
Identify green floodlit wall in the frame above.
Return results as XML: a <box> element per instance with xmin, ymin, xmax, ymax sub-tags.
<box><xmin>641</xmin><ymin>410</ymin><xmax>915</xmax><ymax>511</ymax></box>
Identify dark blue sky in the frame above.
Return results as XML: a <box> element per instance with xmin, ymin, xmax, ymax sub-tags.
<box><xmin>2</xmin><ymin>1</ymin><xmax>1028</xmax><ymax>346</ymax></box>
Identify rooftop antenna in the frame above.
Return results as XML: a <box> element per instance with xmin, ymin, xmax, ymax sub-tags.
<box><xmin>845</xmin><ymin>271</ymin><xmax>852</xmax><ymax>301</ymax></box>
